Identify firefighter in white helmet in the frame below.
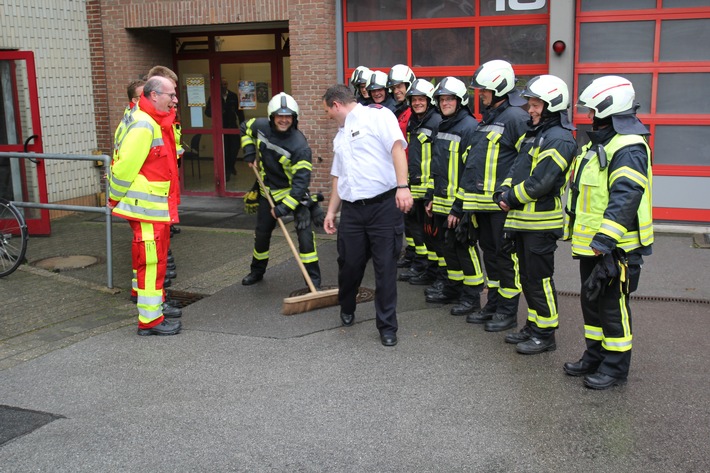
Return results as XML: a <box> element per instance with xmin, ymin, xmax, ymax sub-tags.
<box><xmin>240</xmin><ymin>92</ymin><xmax>323</xmax><ymax>288</ymax></box>
<box><xmin>493</xmin><ymin>74</ymin><xmax>577</xmax><ymax>354</ymax></box>
<box><xmin>563</xmin><ymin>75</ymin><xmax>653</xmax><ymax>390</ymax></box>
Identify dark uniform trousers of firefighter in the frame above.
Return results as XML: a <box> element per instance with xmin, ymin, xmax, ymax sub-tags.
<box><xmin>241</xmin><ymin>117</ymin><xmax>321</xmax><ymax>287</ymax></box>
<box><xmin>429</xmin><ymin>107</ymin><xmax>484</xmax><ymax>305</ymax></box>
<box><xmin>567</xmin><ymin>128</ymin><xmax>653</xmax><ymax>379</ymax></box>
<box><xmin>455</xmin><ymin>99</ymin><xmax>529</xmax><ymax>316</ymax></box>
<box><xmin>498</xmin><ymin>117</ymin><xmax>577</xmax><ymax>338</ymax></box>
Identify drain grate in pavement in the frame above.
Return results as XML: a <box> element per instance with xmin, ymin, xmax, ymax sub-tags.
<box><xmin>166</xmin><ymin>290</ymin><xmax>208</xmax><ymax>308</ymax></box>
<box><xmin>0</xmin><ymin>405</ymin><xmax>65</xmax><ymax>447</ymax></box>
<box><xmin>288</xmin><ymin>285</ymin><xmax>375</xmax><ymax>304</ymax></box>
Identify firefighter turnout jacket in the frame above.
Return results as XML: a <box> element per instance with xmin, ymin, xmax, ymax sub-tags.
<box><xmin>240</xmin><ymin>117</ymin><xmax>313</xmax><ymax>212</ymax></box>
<box><xmin>407</xmin><ymin>107</ymin><xmax>442</xmax><ymax>200</ymax></box>
<box><xmin>453</xmin><ymin>99</ymin><xmax>529</xmax><ymax>215</ymax></box>
<box><xmin>428</xmin><ymin>107</ymin><xmax>479</xmax><ymax>216</ymax></box>
<box><xmin>497</xmin><ymin>115</ymin><xmax>577</xmax><ymax>233</ymax></box>
<box><xmin>565</xmin><ymin>126</ymin><xmax>653</xmax><ymax>256</ymax></box>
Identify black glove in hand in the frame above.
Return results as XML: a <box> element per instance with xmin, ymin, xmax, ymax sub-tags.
<box><xmin>583</xmin><ymin>251</ymin><xmax>623</xmax><ymax>302</ymax></box>
<box><xmin>310</xmin><ymin>203</ymin><xmax>325</xmax><ymax>227</ymax></box>
<box><xmin>454</xmin><ymin>213</ymin><xmax>470</xmax><ymax>245</ymax></box>
<box><xmin>295</xmin><ymin>205</ymin><xmax>311</xmax><ymax>230</ymax></box>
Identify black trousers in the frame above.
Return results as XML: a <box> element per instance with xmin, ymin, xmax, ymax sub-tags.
<box><xmin>578</xmin><ymin>255</ymin><xmax>641</xmax><ymax>379</ymax></box>
<box><xmin>434</xmin><ymin>213</ymin><xmax>484</xmax><ymax>302</ymax></box>
<box><xmin>250</xmin><ymin>195</ymin><xmax>320</xmax><ymax>286</ymax></box>
<box><xmin>338</xmin><ymin>196</ymin><xmax>404</xmax><ymax>336</ymax></box>
<box><xmin>477</xmin><ymin>211</ymin><xmax>520</xmax><ymax>315</ymax></box>
<box><xmin>224</xmin><ymin>134</ymin><xmax>241</xmax><ymax>174</ymax></box>
<box><xmin>516</xmin><ymin>231</ymin><xmax>559</xmax><ymax>338</ymax></box>
<box><xmin>404</xmin><ymin>200</ymin><xmax>430</xmax><ymax>272</ymax></box>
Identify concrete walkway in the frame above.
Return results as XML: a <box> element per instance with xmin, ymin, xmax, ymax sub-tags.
<box><xmin>0</xmin><ymin>197</ymin><xmax>708</xmax><ymax>471</ymax></box>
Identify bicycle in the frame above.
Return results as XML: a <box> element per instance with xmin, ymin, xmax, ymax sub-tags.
<box><xmin>0</xmin><ymin>198</ymin><xmax>28</xmax><ymax>277</ymax></box>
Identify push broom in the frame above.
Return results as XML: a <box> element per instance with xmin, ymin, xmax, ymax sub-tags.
<box><xmin>251</xmin><ymin>163</ymin><xmax>339</xmax><ymax>315</ymax></box>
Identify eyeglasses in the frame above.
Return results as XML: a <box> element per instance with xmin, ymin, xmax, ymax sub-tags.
<box><xmin>155</xmin><ymin>91</ymin><xmax>177</xmax><ymax>100</ymax></box>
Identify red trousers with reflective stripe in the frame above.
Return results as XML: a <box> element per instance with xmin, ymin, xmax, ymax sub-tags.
<box><xmin>129</xmin><ymin>220</ymin><xmax>170</xmax><ymax>329</ymax></box>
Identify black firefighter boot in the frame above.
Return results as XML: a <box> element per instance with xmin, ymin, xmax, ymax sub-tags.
<box><xmin>450</xmin><ymin>285</ymin><xmax>482</xmax><ymax>316</ymax></box>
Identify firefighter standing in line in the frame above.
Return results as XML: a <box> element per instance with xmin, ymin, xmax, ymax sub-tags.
<box><xmin>493</xmin><ymin>75</ymin><xmax>577</xmax><ymax>354</ymax></box>
<box><xmin>240</xmin><ymin>92</ymin><xmax>322</xmax><ymax>288</ymax></box>
<box><xmin>350</xmin><ymin>66</ymin><xmax>372</xmax><ymax>105</ymax></box>
<box><xmin>563</xmin><ymin>76</ymin><xmax>653</xmax><ymax>390</ymax></box>
<box><xmin>424</xmin><ymin>77</ymin><xmax>486</xmax><ymax>316</ymax></box>
<box><xmin>108</xmin><ymin>76</ymin><xmax>181</xmax><ymax>336</ymax></box>
<box><xmin>403</xmin><ymin>79</ymin><xmax>443</xmax><ymax>288</ymax></box>
<box><xmin>366</xmin><ymin>70</ymin><xmax>398</xmax><ymax>113</ymax></box>
<box><xmin>460</xmin><ymin>60</ymin><xmax>530</xmax><ymax>328</ymax></box>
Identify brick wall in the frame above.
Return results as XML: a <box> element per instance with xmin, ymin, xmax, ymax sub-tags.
<box><xmin>93</xmin><ymin>0</ymin><xmax>339</xmax><ymax>197</ymax></box>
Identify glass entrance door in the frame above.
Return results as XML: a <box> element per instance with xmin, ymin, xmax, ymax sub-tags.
<box><xmin>176</xmin><ymin>58</ymin><xmax>276</xmax><ymax>196</ymax></box>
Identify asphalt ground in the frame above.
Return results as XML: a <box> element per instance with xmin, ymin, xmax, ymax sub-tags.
<box><xmin>0</xmin><ymin>196</ymin><xmax>709</xmax><ymax>471</ymax></box>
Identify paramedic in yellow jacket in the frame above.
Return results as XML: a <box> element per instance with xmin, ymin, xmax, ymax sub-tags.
<box><xmin>564</xmin><ymin>76</ymin><xmax>653</xmax><ymax>390</ymax></box>
<box><xmin>108</xmin><ymin>76</ymin><xmax>182</xmax><ymax>336</ymax></box>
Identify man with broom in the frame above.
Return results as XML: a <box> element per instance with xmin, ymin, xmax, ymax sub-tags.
<box><xmin>240</xmin><ymin>92</ymin><xmax>323</xmax><ymax>289</ymax></box>
<box><xmin>322</xmin><ymin>84</ymin><xmax>413</xmax><ymax>347</ymax></box>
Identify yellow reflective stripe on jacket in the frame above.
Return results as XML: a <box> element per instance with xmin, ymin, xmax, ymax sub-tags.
<box><xmin>411</xmin><ymin>130</ymin><xmax>433</xmax><ymax>198</ymax></box>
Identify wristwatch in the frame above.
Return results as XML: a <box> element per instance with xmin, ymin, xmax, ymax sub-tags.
<box><xmin>396</xmin><ymin>184</ymin><xmax>409</xmax><ymax>189</ymax></box>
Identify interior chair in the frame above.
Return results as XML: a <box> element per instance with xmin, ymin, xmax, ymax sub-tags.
<box><xmin>182</xmin><ymin>134</ymin><xmax>202</xmax><ymax>178</ymax></box>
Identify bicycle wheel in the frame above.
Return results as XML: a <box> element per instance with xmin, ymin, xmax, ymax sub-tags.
<box><xmin>0</xmin><ymin>198</ymin><xmax>28</xmax><ymax>277</ymax></box>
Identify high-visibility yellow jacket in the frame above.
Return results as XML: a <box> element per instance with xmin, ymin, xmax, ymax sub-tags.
<box><xmin>109</xmin><ymin>95</ymin><xmax>179</xmax><ymax>223</ymax></box>
<box><xmin>566</xmin><ymin>131</ymin><xmax>653</xmax><ymax>256</ymax></box>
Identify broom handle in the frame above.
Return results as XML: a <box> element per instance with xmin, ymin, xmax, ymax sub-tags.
<box><xmin>251</xmin><ymin>163</ymin><xmax>318</xmax><ymax>294</ymax></box>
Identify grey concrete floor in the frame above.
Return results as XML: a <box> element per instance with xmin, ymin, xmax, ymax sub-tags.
<box><xmin>0</xmin><ymin>197</ymin><xmax>708</xmax><ymax>471</ymax></box>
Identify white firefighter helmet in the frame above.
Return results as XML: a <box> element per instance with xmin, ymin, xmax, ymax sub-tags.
<box><xmin>350</xmin><ymin>66</ymin><xmax>371</xmax><ymax>87</ymax></box>
<box><xmin>267</xmin><ymin>92</ymin><xmax>299</xmax><ymax>118</ymax></box>
<box><xmin>470</xmin><ymin>59</ymin><xmax>516</xmax><ymax>98</ymax></box>
<box><xmin>387</xmin><ymin>64</ymin><xmax>416</xmax><ymax>89</ymax></box>
<box><xmin>577</xmin><ymin>75</ymin><xmax>635</xmax><ymax>118</ymax></box>
<box><xmin>522</xmin><ymin>75</ymin><xmax>570</xmax><ymax>113</ymax></box>
<box><xmin>366</xmin><ymin>70</ymin><xmax>389</xmax><ymax>91</ymax></box>
<box><xmin>433</xmin><ymin>76</ymin><xmax>469</xmax><ymax>107</ymax></box>
<box><xmin>406</xmin><ymin>78</ymin><xmax>436</xmax><ymax>105</ymax></box>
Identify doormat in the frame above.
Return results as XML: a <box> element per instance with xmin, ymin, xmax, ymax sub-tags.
<box><xmin>692</xmin><ymin>233</ymin><xmax>710</xmax><ymax>249</ymax></box>
<box><xmin>0</xmin><ymin>404</ymin><xmax>65</xmax><ymax>447</ymax></box>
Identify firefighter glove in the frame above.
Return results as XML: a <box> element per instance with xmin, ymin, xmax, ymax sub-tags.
<box><xmin>295</xmin><ymin>205</ymin><xmax>311</xmax><ymax>230</ymax></box>
<box><xmin>244</xmin><ymin>190</ymin><xmax>259</xmax><ymax>214</ymax></box>
<box><xmin>310</xmin><ymin>203</ymin><xmax>325</xmax><ymax>228</ymax></box>
<box><xmin>273</xmin><ymin>203</ymin><xmax>290</xmax><ymax>219</ymax></box>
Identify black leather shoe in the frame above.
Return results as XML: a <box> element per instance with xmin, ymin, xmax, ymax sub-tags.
<box><xmin>340</xmin><ymin>311</ymin><xmax>354</xmax><ymax>327</ymax></box>
<box><xmin>137</xmin><ymin>318</ymin><xmax>182</xmax><ymax>336</ymax></box>
<box><xmin>409</xmin><ymin>273</ymin><xmax>436</xmax><ymax>286</ymax></box>
<box><xmin>167</xmin><ymin>255</ymin><xmax>175</xmax><ymax>264</ymax></box>
<box><xmin>450</xmin><ymin>300</ymin><xmax>481</xmax><ymax>316</ymax></box>
<box><xmin>505</xmin><ymin>326</ymin><xmax>531</xmax><ymax>344</ymax></box>
<box><xmin>166</xmin><ymin>262</ymin><xmax>177</xmax><ymax>271</ymax></box>
<box><xmin>165</xmin><ymin>269</ymin><xmax>177</xmax><ymax>279</ymax></box>
<box><xmin>484</xmin><ymin>313</ymin><xmax>517</xmax><ymax>332</ymax></box>
<box><xmin>396</xmin><ymin>255</ymin><xmax>413</xmax><ymax>268</ymax></box>
<box><xmin>170</xmin><ymin>225</ymin><xmax>181</xmax><ymax>235</ymax></box>
<box><xmin>563</xmin><ymin>360</ymin><xmax>598</xmax><ymax>377</ymax></box>
<box><xmin>162</xmin><ymin>303</ymin><xmax>182</xmax><ymax>318</ymax></box>
<box><xmin>425</xmin><ymin>292</ymin><xmax>458</xmax><ymax>304</ymax></box>
<box><xmin>584</xmin><ymin>372</ymin><xmax>627</xmax><ymax>390</ymax></box>
<box><xmin>516</xmin><ymin>335</ymin><xmax>556</xmax><ymax>354</ymax></box>
<box><xmin>163</xmin><ymin>277</ymin><xmax>172</xmax><ymax>288</ymax></box>
<box><xmin>380</xmin><ymin>333</ymin><xmax>397</xmax><ymax>347</ymax></box>
<box><xmin>398</xmin><ymin>268</ymin><xmax>422</xmax><ymax>282</ymax></box>
<box><xmin>242</xmin><ymin>272</ymin><xmax>264</xmax><ymax>286</ymax></box>
<box><xmin>466</xmin><ymin>308</ymin><xmax>496</xmax><ymax>324</ymax></box>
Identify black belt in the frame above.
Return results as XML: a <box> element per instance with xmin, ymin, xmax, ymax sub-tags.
<box><xmin>347</xmin><ymin>188</ymin><xmax>396</xmax><ymax>206</ymax></box>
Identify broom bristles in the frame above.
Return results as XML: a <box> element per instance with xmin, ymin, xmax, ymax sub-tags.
<box><xmin>281</xmin><ymin>288</ymin><xmax>340</xmax><ymax>315</ymax></box>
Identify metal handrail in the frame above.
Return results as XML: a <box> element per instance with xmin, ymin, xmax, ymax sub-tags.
<box><xmin>0</xmin><ymin>151</ymin><xmax>114</xmax><ymax>288</ymax></box>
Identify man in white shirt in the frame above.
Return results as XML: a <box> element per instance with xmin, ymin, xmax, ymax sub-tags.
<box><xmin>322</xmin><ymin>84</ymin><xmax>413</xmax><ymax>347</ymax></box>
